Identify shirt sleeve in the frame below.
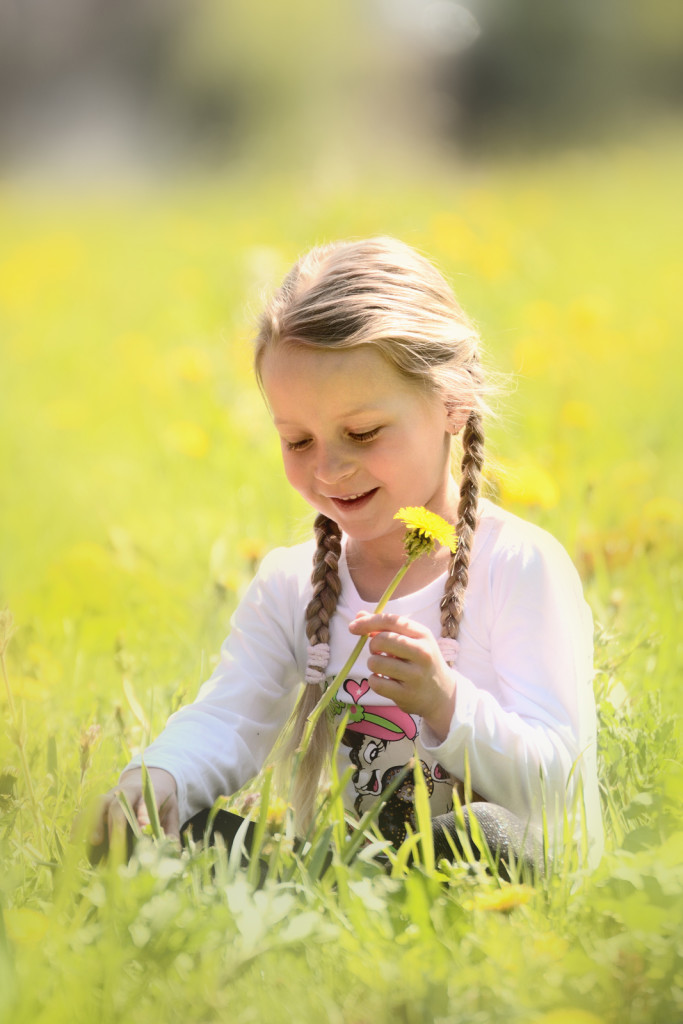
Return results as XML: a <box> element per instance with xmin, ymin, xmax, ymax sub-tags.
<box><xmin>122</xmin><ymin>548</ymin><xmax>308</xmax><ymax>823</ymax></box>
<box><xmin>420</xmin><ymin>524</ymin><xmax>601</xmax><ymax>856</ymax></box>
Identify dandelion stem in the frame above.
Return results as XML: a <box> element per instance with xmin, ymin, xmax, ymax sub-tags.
<box><xmin>301</xmin><ymin>557</ymin><xmax>414</xmax><ymax>746</ymax></box>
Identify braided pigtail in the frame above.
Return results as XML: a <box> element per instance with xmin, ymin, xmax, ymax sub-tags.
<box><xmin>283</xmin><ymin>513</ymin><xmax>342</xmax><ymax>828</ymax></box>
<box><xmin>440</xmin><ymin>409</ymin><xmax>485</xmax><ymax>643</ymax></box>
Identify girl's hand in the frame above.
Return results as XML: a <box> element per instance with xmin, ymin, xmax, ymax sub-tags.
<box><xmin>89</xmin><ymin>767</ymin><xmax>180</xmax><ymax>856</ymax></box>
<box><xmin>348</xmin><ymin>611</ymin><xmax>456</xmax><ymax>743</ymax></box>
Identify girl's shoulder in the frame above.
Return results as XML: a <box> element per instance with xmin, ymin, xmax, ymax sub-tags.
<box><xmin>255</xmin><ymin>537</ymin><xmax>317</xmax><ymax>590</ymax></box>
<box><xmin>473</xmin><ymin>499</ymin><xmax>582</xmax><ymax>585</ymax></box>
<box><xmin>233</xmin><ymin>539</ymin><xmax>317</xmax><ymax>633</ymax></box>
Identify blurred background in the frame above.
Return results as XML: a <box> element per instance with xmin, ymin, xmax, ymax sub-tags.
<box><xmin>0</xmin><ymin>0</ymin><xmax>681</xmax><ymax>713</ymax></box>
<box><xmin>1</xmin><ymin>0</ymin><xmax>682</xmax><ymax>183</ymax></box>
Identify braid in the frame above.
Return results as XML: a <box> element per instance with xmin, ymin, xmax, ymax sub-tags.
<box><xmin>440</xmin><ymin>410</ymin><xmax>485</xmax><ymax>640</ymax></box>
<box><xmin>279</xmin><ymin>514</ymin><xmax>342</xmax><ymax>828</ymax></box>
<box><xmin>305</xmin><ymin>514</ymin><xmax>343</xmax><ymax>643</ymax></box>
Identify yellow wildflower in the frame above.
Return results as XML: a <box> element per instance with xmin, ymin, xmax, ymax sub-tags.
<box><xmin>471</xmin><ymin>883</ymin><xmax>534</xmax><ymax>913</ymax></box>
<box><xmin>165</xmin><ymin>420</ymin><xmax>210</xmax><ymax>459</ymax></box>
<box><xmin>536</xmin><ymin>1010</ymin><xmax>605</xmax><ymax>1024</ymax></box>
<box><xmin>497</xmin><ymin>461</ymin><xmax>560</xmax><ymax>510</ymax></box>
<box><xmin>169</xmin><ymin>345</ymin><xmax>212</xmax><ymax>383</ymax></box>
<box><xmin>4</xmin><ymin>907</ymin><xmax>50</xmax><ymax>945</ymax></box>
<box><xmin>560</xmin><ymin>400</ymin><xmax>594</xmax><ymax>430</ymax></box>
<box><xmin>8</xmin><ymin>675</ymin><xmax>49</xmax><ymax>702</ymax></box>
<box><xmin>394</xmin><ymin>507</ymin><xmax>458</xmax><ymax>559</ymax></box>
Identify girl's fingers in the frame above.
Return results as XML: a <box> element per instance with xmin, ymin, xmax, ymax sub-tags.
<box><xmin>88</xmin><ymin>795</ymin><xmax>109</xmax><ymax>846</ymax></box>
<box><xmin>89</xmin><ymin>770</ymin><xmax>179</xmax><ymax>860</ymax></box>
<box><xmin>159</xmin><ymin>796</ymin><xmax>181</xmax><ymax>844</ymax></box>
<box><xmin>367</xmin><ymin>630</ymin><xmax>429</xmax><ymax>662</ymax></box>
<box><xmin>107</xmin><ymin>792</ymin><xmax>133</xmax><ymax>843</ymax></box>
<box><xmin>365</xmin><ymin>674</ymin><xmax>405</xmax><ymax>705</ymax></box>
<box><xmin>349</xmin><ymin>612</ymin><xmax>429</xmax><ymax>639</ymax></box>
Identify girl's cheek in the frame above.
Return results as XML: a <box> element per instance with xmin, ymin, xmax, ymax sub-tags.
<box><xmin>282</xmin><ymin>457</ymin><xmax>304</xmax><ymax>490</ymax></box>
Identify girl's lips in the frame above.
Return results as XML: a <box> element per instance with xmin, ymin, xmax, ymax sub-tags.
<box><xmin>329</xmin><ymin>488</ymin><xmax>378</xmax><ymax>512</ymax></box>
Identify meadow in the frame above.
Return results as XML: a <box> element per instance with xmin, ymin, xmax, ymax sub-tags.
<box><xmin>1</xmin><ymin>130</ymin><xmax>682</xmax><ymax>1023</ymax></box>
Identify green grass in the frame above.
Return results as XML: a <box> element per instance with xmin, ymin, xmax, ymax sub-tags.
<box><xmin>1</xmin><ymin>131</ymin><xmax>682</xmax><ymax>1023</ymax></box>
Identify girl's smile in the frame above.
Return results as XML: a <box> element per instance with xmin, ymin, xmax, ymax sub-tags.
<box><xmin>260</xmin><ymin>343</ymin><xmax>460</xmax><ymax>571</ymax></box>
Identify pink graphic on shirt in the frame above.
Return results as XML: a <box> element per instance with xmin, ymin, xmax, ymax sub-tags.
<box><xmin>333</xmin><ymin>675</ymin><xmax>455</xmax><ymax>846</ymax></box>
<box><xmin>341</xmin><ymin>678</ymin><xmax>418</xmax><ymax>742</ymax></box>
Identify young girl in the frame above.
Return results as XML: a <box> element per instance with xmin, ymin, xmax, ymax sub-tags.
<box><xmin>93</xmin><ymin>237</ymin><xmax>603</xmax><ymax>872</ymax></box>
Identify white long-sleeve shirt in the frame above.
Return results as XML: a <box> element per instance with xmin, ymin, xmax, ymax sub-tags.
<box><xmin>125</xmin><ymin>499</ymin><xmax>603</xmax><ymax>865</ymax></box>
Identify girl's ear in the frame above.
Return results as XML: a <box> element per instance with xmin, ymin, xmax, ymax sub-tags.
<box><xmin>445</xmin><ymin>401</ymin><xmax>470</xmax><ymax>435</ymax></box>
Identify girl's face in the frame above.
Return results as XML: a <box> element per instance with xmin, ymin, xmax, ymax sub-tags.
<box><xmin>260</xmin><ymin>344</ymin><xmax>459</xmax><ymax>556</ymax></box>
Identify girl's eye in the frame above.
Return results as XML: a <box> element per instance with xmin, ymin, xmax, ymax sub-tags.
<box><xmin>348</xmin><ymin>428</ymin><xmax>381</xmax><ymax>444</ymax></box>
<box><xmin>284</xmin><ymin>428</ymin><xmax>380</xmax><ymax>451</ymax></box>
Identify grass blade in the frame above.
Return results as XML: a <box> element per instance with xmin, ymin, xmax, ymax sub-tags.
<box><xmin>140</xmin><ymin>758</ymin><xmax>163</xmax><ymax>841</ymax></box>
<box><xmin>412</xmin><ymin>754</ymin><xmax>435</xmax><ymax>875</ymax></box>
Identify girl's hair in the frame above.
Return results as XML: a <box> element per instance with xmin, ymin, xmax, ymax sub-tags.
<box><xmin>255</xmin><ymin>237</ymin><xmax>487</xmax><ymax>827</ymax></box>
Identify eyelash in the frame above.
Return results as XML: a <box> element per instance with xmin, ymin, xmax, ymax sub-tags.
<box><xmin>285</xmin><ymin>428</ymin><xmax>381</xmax><ymax>452</ymax></box>
<box><xmin>348</xmin><ymin>428</ymin><xmax>381</xmax><ymax>444</ymax></box>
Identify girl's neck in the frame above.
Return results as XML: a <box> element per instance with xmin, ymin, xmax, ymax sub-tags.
<box><xmin>346</xmin><ymin>541</ymin><xmax>453</xmax><ymax>603</ymax></box>
<box><xmin>343</xmin><ymin>476</ymin><xmax>462</xmax><ymax>603</ymax></box>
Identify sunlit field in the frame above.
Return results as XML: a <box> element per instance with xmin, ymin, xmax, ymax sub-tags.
<box><xmin>1</xmin><ymin>131</ymin><xmax>682</xmax><ymax>1023</ymax></box>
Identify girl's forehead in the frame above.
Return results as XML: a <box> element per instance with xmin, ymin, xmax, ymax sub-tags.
<box><xmin>260</xmin><ymin>342</ymin><xmax>404</xmax><ymax>390</ymax></box>
<box><xmin>259</xmin><ymin>343</ymin><xmax>426</xmax><ymax>420</ymax></box>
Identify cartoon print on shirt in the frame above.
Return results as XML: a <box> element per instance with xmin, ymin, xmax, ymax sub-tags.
<box><xmin>330</xmin><ymin>677</ymin><xmax>455</xmax><ymax>847</ymax></box>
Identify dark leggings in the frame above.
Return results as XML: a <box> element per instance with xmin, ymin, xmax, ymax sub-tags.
<box><xmin>182</xmin><ymin>802</ymin><xmax>544</xmax><ymax>882</ymax></box>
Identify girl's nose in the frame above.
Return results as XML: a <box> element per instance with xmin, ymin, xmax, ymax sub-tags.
<box><xmin>314</xmin><ymin>444</ymin><xmax>354</xmax><ymax>486</ymax></box>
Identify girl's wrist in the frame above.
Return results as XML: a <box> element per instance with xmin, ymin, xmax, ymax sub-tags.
<box><xmin>421</xmin><ymin>683</ymin><xmax>456</xmax><ymax>745</ymax></box>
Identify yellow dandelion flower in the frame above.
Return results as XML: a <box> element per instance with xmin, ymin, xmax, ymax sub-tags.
<box><xmin>165</xmin><ymin>420</ymin><xmax>210</xmax><ymax>459</ymax></box>
<box><xmin>513</xmin><ymin>336</ymin><xmax>554</xmax><ymax>378</ymax></box>
<box><xmin>4</xmin><ymin>907</ymin><xmax>50</xmax><ymax>945</ymax></box>
<box><xmin>238</xmin><ymin>537</ymin><xmax>267</xmax><ymax>564</ymax></box>
<box><xmin>560</xmin><ymin>400</ymin><xmax>594</xmax><ymax>430</ymax></box>
<box><xmin>394</xmin><ymin>507</ymin><xmax>458</xmax><ymax>559</ymax></box>
<box><xmin>8</xmin><ymin>675</ymin><xmax>50</xmax><ymax>702</ymax></box>
<box><xmin>532</xmin><ymin>933</ymin><xmax>569</xmax><ymax>961</ymax></box>
<box><xmin>536</xmin><ymin>1010</ymin><xmax>605</xmax><ymax>1024</ymax></box>
<box><xmin>169</xmin><ymin>345</ymin><xmax>212</xmax><ymax>383</ymax></box>
<box><xmin>45</xmin><ymin>398</ymin><xmax>86</xmax><ymax>431</ymax></box>
<box><xmin>472</xmin><ymin>883</ymin><xmax>534</xmax><ymax>913</ymax></box>
<box><xmin>497</xmin><ymin>462</ymin><xmax>560</xmax><ymax>510</ymax></box>
<box><xmin>266</xmin><ymin>797</ymin><xmax>289</xmax><ymax>827</ymax></box>
<box><xmin>472</xmin><ymin>239</ymin><xmax>511</xmax><ymax>281</ymax></box>
<box><xmin>568</xmin><ymin>296</ymin><xmax>610</xmax><ymax>332</ymax></box>
<box><xmin>642</xmin><ymin>496</ymin><xmax>683</xmax><ymax>526</ymax></box>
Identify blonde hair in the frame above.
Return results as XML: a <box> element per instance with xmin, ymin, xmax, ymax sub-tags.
<box><xmin>255</xmin><ymin>237</ymin><xmax>487</xmax><ymax>827</ymax></box>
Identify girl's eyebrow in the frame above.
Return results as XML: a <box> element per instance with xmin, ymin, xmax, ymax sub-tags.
<box><xmin>273</xmin><ymin>404</ymin><xmax>385</xmax><ymax>428</ymax></box>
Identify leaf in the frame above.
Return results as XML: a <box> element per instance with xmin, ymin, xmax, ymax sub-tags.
<box><xmin>122</xmin><ymin>676</ymin><xmax>151</xmax><ymax>738</ymax></box>
<box><xmin>279</xmin><ymin>911</ymin><xmax>320</xmax><ymax>944</ymax></box>
<box><xmin>116</xmin><ymin>788</ymin><xmax>142</xmax><ymax>839</ymax></box>
<box><xmin>247</xmin><ymin>766</ymin><xmax>272</xmax><ymax>886</ymax></box>
<box><xmin>412</xmin><ymin>753</ymin><xmax>435</xmax><ymax>875</ymax></box>
<box><xmin>141</xmin><ymin>758</ymin><xmax>163</xmax><ymax>841</ymax></box>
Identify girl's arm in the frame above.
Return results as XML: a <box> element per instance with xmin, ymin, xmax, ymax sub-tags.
<box><xmin>118</xmin><ymin>545</ymin><xmax>311</xmax><ymax>825</ymax></box>
<box><xmin>352</xmin><ymin>521</ymin><xmax>601</xmax><ymax>859</ymax></box>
